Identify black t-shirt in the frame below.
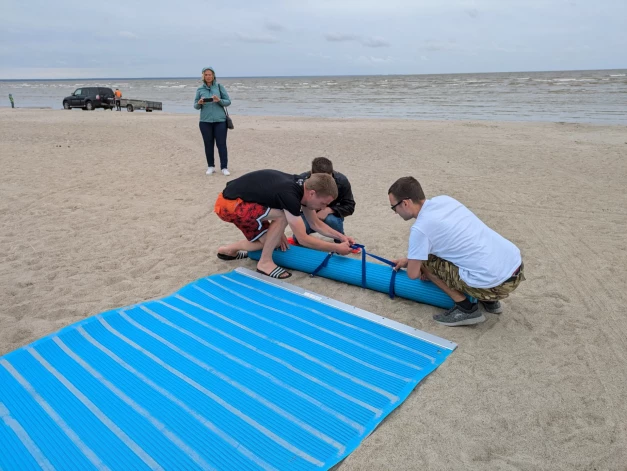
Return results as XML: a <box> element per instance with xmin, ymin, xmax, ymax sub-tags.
<box><xmin>223</xmin><ymin>170</ymin><xmax>305</xmax><ymax>216</ymax></box>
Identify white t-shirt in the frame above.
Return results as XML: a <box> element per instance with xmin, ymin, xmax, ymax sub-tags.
<box><xmin>408</xmin><ymin>195</ymin><xmax>521</xmax><ymax>288</ymax></box>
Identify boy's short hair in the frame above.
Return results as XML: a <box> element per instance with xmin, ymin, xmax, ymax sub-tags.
<box><xmin>388</xmin><ymin>176</ymin><xmax>426</xmax><ymax>203</ymax></box>
<box><xmin>306</xmin><ymin>173</ymin><xmax>338</xmax><ymax>200</ymax></box>
<box><xmin>311</xmin><ymin>157</ymin><xmax>334</xmax><ymax>175</ymax></box>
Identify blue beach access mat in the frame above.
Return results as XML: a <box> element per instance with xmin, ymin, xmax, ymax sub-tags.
<box><xmin>0</xmin><ymin>268</ymin><xmax>456</xmax><ymax>471</ymax></box>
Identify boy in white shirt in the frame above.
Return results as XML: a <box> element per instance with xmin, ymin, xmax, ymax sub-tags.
<box><xmin>389</xmin><ymin>177</ymin><xmax>525</xmax><ymax>326</ymax></box>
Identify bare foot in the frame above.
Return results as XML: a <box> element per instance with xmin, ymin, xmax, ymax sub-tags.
<box><xmin>217</xmin><ymin>245</ymin><xmax>236</xmax><ymax>256</ymax></box>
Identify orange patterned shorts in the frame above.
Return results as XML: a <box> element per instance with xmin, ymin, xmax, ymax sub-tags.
<box><xmin>214</xmin><ymin>193</ymin><xmax>270</xmax><ymax>241</ymax></box>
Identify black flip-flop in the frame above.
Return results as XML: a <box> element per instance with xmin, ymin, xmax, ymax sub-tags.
<box><xmin>217</xmin><ymin>251</ymin><xmax>248</xmax><ymax>261</ymax></box>
<box><xmin>256</xmin><ymin>266</ymin><xmax>292</xmax><ymax>279</ymax></box>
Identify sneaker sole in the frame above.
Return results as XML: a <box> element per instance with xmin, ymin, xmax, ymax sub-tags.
<box><xmin>481</xmin><ymin>304</ymin><xmax>503</xmax><ymax>314</ymax></box>
<box><xmin>434</xmin><ymin>314</ymin><xmax>486</xmax><ymax>327</ymax></box>
<box><xmin>484</xmin><ymin>308</ymin><xmax>503</xmax><ymax>314</ymax></box>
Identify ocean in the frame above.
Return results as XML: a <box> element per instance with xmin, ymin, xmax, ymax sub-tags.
<box><xmin>1</xmin><ymin>69</ymin><xmax>626</xmax><ymax>124</ymax></box>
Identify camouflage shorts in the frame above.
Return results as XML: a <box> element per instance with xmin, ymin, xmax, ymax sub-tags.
<box><xmin>422</xmin><ymin>255</ymin><xmax>525</xmax><ymax>301</ymax></box>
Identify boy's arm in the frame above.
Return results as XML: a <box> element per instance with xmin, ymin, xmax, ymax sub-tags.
<box><xmin>285</xmin><ymin>211</ymin><xmax>351</xmax><ymax>254</ymax></box>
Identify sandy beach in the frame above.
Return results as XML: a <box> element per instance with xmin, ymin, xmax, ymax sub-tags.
<box><xmin>1</xmin><ymin>108</ymin><xmax>626</xmax><ymax>470</ymax></box>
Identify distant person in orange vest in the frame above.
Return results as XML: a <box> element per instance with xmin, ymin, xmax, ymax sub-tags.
<box><xmin>114</xmin><ymin>89</ymin><xmax>122</xmax><ymax>111</ymax></box>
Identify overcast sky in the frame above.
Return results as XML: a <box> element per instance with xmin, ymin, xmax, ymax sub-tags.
<box><xmin>1</xmin><ymin>0</ymin><xmax>625</xmax><ymax>79</ymax></box>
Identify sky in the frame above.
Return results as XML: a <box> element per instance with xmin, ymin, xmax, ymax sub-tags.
<box><xmin>1</xmin><ymin>0</ymin><xmax>625</xmax><ymax>79</ymax></box>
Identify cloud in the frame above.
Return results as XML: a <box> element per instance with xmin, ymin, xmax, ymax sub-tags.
<box><xmin>265</xmin><ymin>20</ymin><xmax>286</xmax><ymax>32</ymax></box>
<box><xmin>118</xmin><ymin>31</ymin><xmax>138</xmax><ymax>40</ymax></box>
<box><xmin>325</xmin><ymin>33</ymin><xmax>360</xmax><ymax>42</ymax></box>
<box><xmin>362</xmin><ymin>36</ymin><xmax>390</xmax><ymax>48</ymax></box>
<box><xmin>308</xmin><ymin>52</ymin><xmax>331</xmax><ymax>60</ymax></box>
<box><xmin>0</xmin><ymin>67</ymin><xmax>112</xmax><ymax>80</ymax></box>
<box><xmin>490</xmin><ymin>42</ymin><xmax>517</xmax><ymax>53</ymax></box>
<box><xmin>325</xmin><ymin>33</ymin><xmax>391</xmax><ymax>47</ymax></box>
<box><xmin>236</xmin><ymin>32</ymin><xmax>279</xmax><ymax>43</ymax></box>
<box><xmin>353</xmin><ymin>55</ymin><xmax>395</xmax><ymax>64</ymax></box>
<box><xmin>2</xmin><ymin>0</ymin><xmax>624</xmax><ymax>79</ymax></box>
<box><xmin>367</xmin><ymin>55</ymin><xmax>393</xmax><ymax>63</ymax></box>
<box><xmin>423</xmin><ymin>40</ymin><xmax>459</xmax><ymax>52</ymax></box>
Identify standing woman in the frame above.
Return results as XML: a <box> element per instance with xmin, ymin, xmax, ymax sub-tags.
<box><xmin>194</xmin><ymin>66</ymin><xmax>231</xmax><ymax>175</ymax></box>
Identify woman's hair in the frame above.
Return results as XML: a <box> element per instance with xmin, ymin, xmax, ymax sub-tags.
<box><xmin>306</xmin><ymin>173</ymin><xmax>338</xmax><ymax>199</ymax></box>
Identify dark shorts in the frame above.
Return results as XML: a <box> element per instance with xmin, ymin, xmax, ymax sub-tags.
<box><xmin>423</xmin><ymin>255</ymin><xmax>525</xmax><ymax>301</ymax></box>
<box><xmin>214</xmin><ymin>193</ymin><xmax>270</xmax><ymax>241</ymax></box>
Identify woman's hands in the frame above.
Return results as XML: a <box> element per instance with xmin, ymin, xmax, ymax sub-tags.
<box><xmin>198</xmin><ymin>95</ymin><xmax>220</xmax><ymax>105</ymax></box>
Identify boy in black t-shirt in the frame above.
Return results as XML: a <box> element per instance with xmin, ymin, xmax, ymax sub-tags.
<box><xmin>214</xmin><ymin>169</ymin><xmax>354</xmax><ymax>279</ymax></box>
<box><xmin>294</xmin><ymin>157</ymin><xmax>357</xmax><ymax>250</ymax></box>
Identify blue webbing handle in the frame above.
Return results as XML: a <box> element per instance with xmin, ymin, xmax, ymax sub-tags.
<box><xmin>310</xmin><ymin>252</ymin><xmax>334</xmax><ymax>278</ymax></box>
<box><xmin>361</xmin><ymin>246</ymin><xmax>367</xmax><ymax>288</ymax></box>
<box><xmin>351</xmin><ymin>244</ymin><xmax>398</xmax><ymax>299</ymax></box>
<box><xmin>350</xmin><ymin>244</ymin><xmax>367</xmax><ymax>288</ymax></box>
<box><xmin>365</xmin><ymin>252</ymin><xmax>396</xmax><ymax>268</ymax></box>
<box><xmin>310</xmin><ymin>244</ymin><xmax>399</xmax><ymax>299</ymax></box>
<box><xmin>389</xmin><ymin>269</ymin><xmax>397</xmax><ymax>299</ymax></box>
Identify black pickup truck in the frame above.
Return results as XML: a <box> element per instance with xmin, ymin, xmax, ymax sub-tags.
<box><xmin>62</xmin><ymin>87</ymin><xmax>115</xmax><ymax>110</ymax></box>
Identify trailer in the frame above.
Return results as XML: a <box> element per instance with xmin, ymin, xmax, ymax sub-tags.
<box><xmin>119</xmin><ymin>98</ymin><xmax>163</xmax><ymax>112</ymax></box>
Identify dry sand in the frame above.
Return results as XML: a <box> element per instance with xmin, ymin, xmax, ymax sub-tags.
<box><xmin>1</xmin><ymin>108</ymin><xmax>627</xmax><ymax>470</ymax></box>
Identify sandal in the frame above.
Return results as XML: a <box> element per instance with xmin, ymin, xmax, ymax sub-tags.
<box><xmin>217</xmin><ymin>251</ymin><xmax>248</xmax><ymax>261</ymax></box>
<box><xmin>256</xmin><ymin>266</ymin><xmax>292</xmax><ymax>279</ymax></box>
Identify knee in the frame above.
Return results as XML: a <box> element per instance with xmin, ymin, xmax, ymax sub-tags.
<box><xmin>323</xmin><ymin>214</ymin><xmax>344</xmax><ymax>231</ymax></box>
<box><xmin>272</xmin><ymin>214</ymin><xmax>288</xmax><ymax>227</ymax></box>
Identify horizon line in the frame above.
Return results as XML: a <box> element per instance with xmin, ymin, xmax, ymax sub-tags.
<box><xmin>1</xmin><ymin>67</ymin><xmax>625</xmax><ymax>82</ymax></box>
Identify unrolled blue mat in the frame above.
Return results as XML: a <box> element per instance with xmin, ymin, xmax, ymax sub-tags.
<box><xmin>0</xmin><ymin>268</ymin><xmax>456</xmax><ymax>470</ymax></box>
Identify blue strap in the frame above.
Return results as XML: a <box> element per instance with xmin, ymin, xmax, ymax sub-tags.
<box><xmin>361</xmin><ymin>246</ymin><xmax>367</xmax><ymax>288</ymax></box>
<box><xmin>365</xmin><ymin>252</ymin><xmax>396</xmax><ymax>268</ymax></box>
<box><xmin>351</xmin><ymin>244</ymin><xmax>396</xmax><ymax>267</ymax></box>
<box><xmin>351</xmin><ymin>244</ymin><xmax>397</xmax><ymax>299</ymax></box>
<box><xmin>389</xmin><ymin>269</ymin><xmax>397</xmax><ymax>299</ymax></box>
<box><xmin>310</xmin><ymin>252</ymin><xmax>334</xmax><ymax>278</ymax></box>
<box><xmin>310</xmin><ymin>244</ymin><xmax>398</xmax><ymax>299</ymax></box>
<box><xmin>349</xmin><ymin>244</ymin><xmax>368</xmax><ymax>288</ymax></box>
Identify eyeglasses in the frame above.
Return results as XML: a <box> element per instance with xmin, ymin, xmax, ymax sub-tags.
<box><xmin>390</xmin><ymin>198</ymin><xmax>407</xmax><ymax>212</ymax></box>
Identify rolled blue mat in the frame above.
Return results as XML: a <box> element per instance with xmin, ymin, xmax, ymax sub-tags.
<box><xmin>249</xmin><ymin>245</ymin><xmax>455</xmax><ymax>309</ymax></box>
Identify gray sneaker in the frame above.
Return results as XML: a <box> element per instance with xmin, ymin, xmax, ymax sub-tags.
<box><xmin>480</xmin><ymin>300</ymin><xmax>503</xmax><ymax>314</ymax></box>
<box><xmin>433</xmin><ymin>303</ymin><xmax>485</xmax><ymax>326</ymax></box>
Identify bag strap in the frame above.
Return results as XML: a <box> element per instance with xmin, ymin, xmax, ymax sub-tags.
<box><xmin>217</xmin><ymin>84</ymin><xmax>230</xmax><ymax>116</ymax></box>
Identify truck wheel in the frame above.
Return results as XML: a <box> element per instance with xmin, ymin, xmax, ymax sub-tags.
<box><xmin>63</xmin><ymin>101</ymin><xmax>71</xmax><ymax>110</ymax></box>
<box><xmin>127</xmin><ymin>104</ymin><xmax>134</xmax><ymax>112</ymax></box>
<box><xmin>146</xmin><ymin>109</ymin><xmax>152</xmax><ymax>112</ymax></box>
<box><xmin>85</xmin><ymin>101</ymin><xmax>94</xmax><ymax>110</ymax></box>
